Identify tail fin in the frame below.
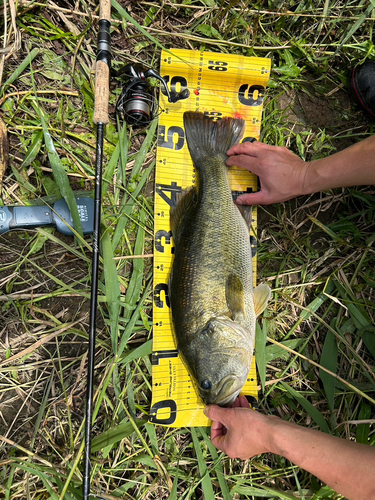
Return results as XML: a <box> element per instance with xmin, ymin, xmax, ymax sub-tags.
<box><xmin>183</xmin><ymin>111</ymin><xmax>245</xmax><ymax>165</ymax></box>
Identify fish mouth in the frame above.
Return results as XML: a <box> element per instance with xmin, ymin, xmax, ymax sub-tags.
<box><xmin>208</xmin><ymin>375</ymin><xmax>244</xmax><ymax>406</ymax></box>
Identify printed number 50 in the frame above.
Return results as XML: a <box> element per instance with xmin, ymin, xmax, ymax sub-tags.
<box><xmin>158</xmin><ymin>125</ymin><xmax>185</xmax><ymax>150</ymax></box>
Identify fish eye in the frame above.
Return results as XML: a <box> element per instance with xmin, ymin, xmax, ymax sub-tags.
<box><xmin>200</xmin><ymin>379</ymin><xmax>212</xmax><ymax>391</ymax></box>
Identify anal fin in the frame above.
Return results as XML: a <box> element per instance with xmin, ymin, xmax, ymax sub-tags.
<box><xmin>236</xmin><ymin>204</ymin><xmax>253</xmax><ymax>230</ymax></box>
<box><xmin>253</xmin><ymin>283</ymin><xmax>271</xmax><ymax>317</ymax></box>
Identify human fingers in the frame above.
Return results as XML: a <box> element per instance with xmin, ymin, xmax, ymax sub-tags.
<box><xmin>230</xmin><ymin>397</ymin><xmax>242</xmax><ymax>408</ymax></box>
<box><xmin>236</xmin><ymin>190</ymin><xmax>272</xmax><ymax>206</ymax></box>
<box><xmin>211</xmin><ymin>419</ymin><xmax>227</xmax><ymax>440</ymax></box>
<box><xmin>227</xmin><ymin>141</ymin><xmax>268</xmax><ymax>157</ymax></box>
<box><xmin>237</xmin><ymin>395</ymin><xmax>251</xmax><ymax>408</ymax></box>
<box><xmin>204</xmin><ymin>404</ymin><xmax>233</xmax><ymax>427</ymax></box>
<box><xmin>226</xmin><ymin>154</ymin><xmax>262</xmax><ymax>175</ymax></box>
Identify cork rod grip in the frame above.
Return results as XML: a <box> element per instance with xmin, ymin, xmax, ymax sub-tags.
<box><xmin>99</xmin><ymin>0</ymin><xmax>111</xmax><ymax>21</ymax></box>
<box><xmin>93</xmin><ymin>61</ymin><xmax>110</xmax><ymax>125</ymax></box>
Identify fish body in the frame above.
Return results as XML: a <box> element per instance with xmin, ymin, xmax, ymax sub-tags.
<box><xmin>169</xmin><ymin>112</ymin><xmax>270</xmax><ymax>406</ymax></box>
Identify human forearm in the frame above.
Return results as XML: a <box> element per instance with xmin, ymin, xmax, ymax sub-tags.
<box><xmin>303</xmin><ymin>134</ymin><xmax>375</xmax><ymax>194</ymax></box>
<box><xmin>268</xmin><ymin>418</ymin><xmax>375</xmax><ymax>500</ymax></box>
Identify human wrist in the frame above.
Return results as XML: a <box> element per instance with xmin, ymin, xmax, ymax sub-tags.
<box><xmin>258</xmin><ymin>414</ymin><xmax>285</xmax><ymax>454</ymax></box>
<box><xmin>300</xmin><ymin>158</ymin><xmax>332</xmax><ymax>195</ymax></box>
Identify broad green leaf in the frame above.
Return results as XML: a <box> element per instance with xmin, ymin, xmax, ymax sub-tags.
<box><xmin>102</xmin><ymin>138</ymin><xmax>121</xmax><ymax>197</ymax></box>
<box><xmin>309</xmin><ymin>216</ymin><xmax>341</xmax><ymax>242</ymax></box>
<box><xmin>334</xmin><ymin>281</ymin><xmax>371</xmax><ymax>328</ymax></box>
<box><xmin>21</xmin><ymin>129</ymin><xmax>43</xmax><ymax>167</ymax></box>
<box><xmin>280</xmin><ymin>381</ymin><xmax>331</xmax><ymax>434</ymax></box>
<box><xmin>118</xmin><ymin>281</ymin><xmax>152</xmax><ymax>356</ymax></box>
<box><xmin>91</xmin><ymin>417</ymin><xmax>147</xmax><ymax>453</ymax></box>
<box><xmin>112</xmin><ymin>161</ymin><xmax>155</xmax><ymax>251</ymax></box>
<box><xmin>200</xmin><ymin>428</ymin><xmax>232</xmax><ymax>500</ymax></box>
<box><xmin>123</xmin><ymin>208</ymin><xmax>145</xmax><ymax>320</ymax></box>
<box><xmin>310</xmin><ymin>485</ymin><xmax>339</xmax><ymax>499</ymax></box>
<box><xmin>255</xmin><ymin>321</ymin><xmax>266</xmax><ymax>391</ymax></box>
<box><xmin>169</xmin><ymin>466</ymin><xmax>179</xmax><ymax>500</ymax></box>
<box><xmin>361</xmin><ymin>327</ymin><xmax>375</xmax><ymax>359</ymax></box>
<box><xmin>102</xmin><ymin>228</ymin><xmax>122</xmax><ymax>354</ymax></box>
<box><xmin>334</xmin><ymin>1</ymin><xmax>375</xmax><ymax>56</ymax></box>
<box><xmin>319</xmin><ymin>328</ymin><xmax>338</xmax><ymax>414</ymax></box>
<box><xmin>265</xmin><ymin>339</ymin><xmax>305</xmax><ymax>362</ymax></box>
<box><xmin>111</xmin><ymin>0</ymin><xmax>187</xmax><ymax>62</ymax></box>
<box><xmin>356</xmin><ymin>402</ymin><xmax>371</xmax><ymax>444</ymax></box>
<box><xmin>27</xmin><ymin>232</ymin><xmax>50</xmax><ymax>256</ymax></box>
<box><xmin>134</xmin><ymin>454</ymin><xmax>158</xmax><ymax>469</ymax></box>
<box><xmin>31</xmin><ymin>103</ymin><xmax>83</xmax><ymax>237</ymax></box>
<box><xmin>8</xmin><ymin>464</ymin><xmax>60</xmax><ymax>500</ymax></box>
<box><xmin>287</xmin><ymin>280</ymin><xmax>333</xmax><ymax>338</ymax></box>
<box><xmin>118</xmin><ymin>339</ymin><xmax>153</xmax><ymax>365</ymax></box>
<box><xmin>144</xmin><ymin>422</ymin><xmax>159</xmax><ymax>455</ymax></box>
<box><xmin>10</xmin><ymin>164</ymin><xmax>37</xmax><ymax>194</ymax></box>
<box><xmin>191</xmin><ymin>428</ymin><xmax>215</xmax><ymax>499</ymax></box>
<box><xmin>1</xmin><ymin>48</ymin><xmax>39</xmax><ymax>89</ymax></box>
<box><xmin>232</xmin><ymin>483</ymin><xmax>297</xmax><ymax>499</ymax></box>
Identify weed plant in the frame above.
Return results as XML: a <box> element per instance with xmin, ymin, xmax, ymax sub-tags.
<box><xmin>0</xmin><ymin>1</ymin><xmax>374</xmax><ymax>499</ymax></box>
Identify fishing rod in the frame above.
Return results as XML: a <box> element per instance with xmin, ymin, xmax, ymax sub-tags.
<box><xmin>82</xmin><ymin>0</ymin><xmax>111</xmax><ymax>498</ymax></box>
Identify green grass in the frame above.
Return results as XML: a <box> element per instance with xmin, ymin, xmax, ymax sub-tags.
<box><xmin>1</xmin><ymin>1</ymin><xmax>375</xmax><ymax>499</ymax></box>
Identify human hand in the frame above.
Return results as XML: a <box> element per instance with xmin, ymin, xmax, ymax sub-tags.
<box><xmin>226</xmin><ymin>142</ymin><xmax>309</xmax><ymax>205</ymax></box>
<box><xmin>204</xmin><ymin>395</ymin><xmax>277</xmax><ymax>460</ymax></box>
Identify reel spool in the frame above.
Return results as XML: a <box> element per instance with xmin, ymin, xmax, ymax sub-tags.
<box><xmin>114</xmin><ymin>63</ymin><xmax>189</xmax><ymax>127</ymax></box>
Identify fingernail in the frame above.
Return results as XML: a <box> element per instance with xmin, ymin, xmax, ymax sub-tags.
<box><xmin>203</xmin><ymin>406</ymin><xmax>210</xmax><ymax>417</ymax></box>
<box><xmin>236</xmin><ymin>198</ymin><xmax>243</xmax><ymax>205</ymax></box>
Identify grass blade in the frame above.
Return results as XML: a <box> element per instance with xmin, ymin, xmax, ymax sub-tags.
<box><xmin>200</xmin><ymin>428</ymin><xmax>232</xmax><ymax>500</ymax></box>
<box><xmin>1</xmin><ymin>47</ymin><xmax>39</xmax><ymax>90</ymax></box>
<box><xmin>191</xmin><ymin>428</ymin><xmax>215</xmax><ymax>499</ymax></box>
<box><xmin>123</xmin><ymin>208</ymin><xmax>146</xmax><ymax>320</ymax></box>
<box><xmin>356</xmin><ymin>402</ymin><xmax>371</xmax><ymax>444</ymax></box>
<box><xmin>101</xmin><ymin>228</ymin><xmax>122</xmax><ymax>354</ymax></box>
<box><xmin>21</xmin><ymin>129</ymin><xmax>43</xmax><ymax>168</ymax></box>
<box><xmin>91</xmin><ymin>417</ymin><xmax>147</xmax><ymax>453</ymax></box>
<box><xmin>31</xmin><ymin>101</ymin><xmax>83</xmax><ymax>237</ymax></box>
<box><xmin>319</xmin><ymin>327</ymin><xmax>338</xmax><ymax>414</ymax></box>
<box><xmin>266</xmin><ymin>339</ymin><xmax>305</xmax><ymax>362</ymax></box>
<box><xmin>280</xmin><ymin>381</ymin><xmax>331</xmax><ymax>434</ymax></box>
<box><xmin>255</xmin><ymin>321</ymin><xmax>266</xmax><ymax>392</ymax></box>
<box><xmin>118</xmin><ymin>339</ymin><xmax>153</xmax><ymax>365</ymax></box>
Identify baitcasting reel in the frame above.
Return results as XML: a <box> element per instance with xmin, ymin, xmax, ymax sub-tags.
<box><xmin>114</xmin><ymin>63</ymin><xmax>189</xmax><ymax>127</ymax></box>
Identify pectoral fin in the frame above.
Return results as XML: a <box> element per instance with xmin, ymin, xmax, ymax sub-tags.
<box><xmin>226</xmin><ymin>273</ymin><xmax>245</xmax><ymax>322</ymax></box>
<box><xmin>253</xmin><ymin>283</ymin><xmax>271</xmax><ymax>317</ymax></box>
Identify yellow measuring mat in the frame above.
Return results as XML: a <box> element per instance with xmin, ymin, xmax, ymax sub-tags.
<box><xmin>150</xmin><ymin>49</ymin><xmax>271</xmax><ymax>427</ymax></box>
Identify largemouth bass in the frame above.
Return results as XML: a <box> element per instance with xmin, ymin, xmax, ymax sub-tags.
<box><xmin>169</xmin><ymin>111</ymin><xmax>271</xmax><ymax>406</ymax></box>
